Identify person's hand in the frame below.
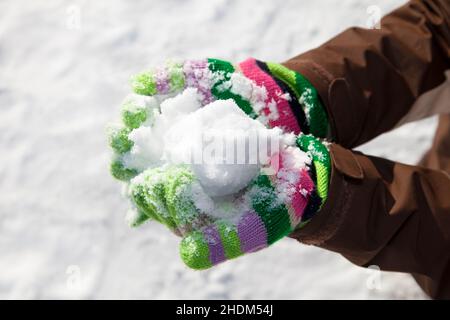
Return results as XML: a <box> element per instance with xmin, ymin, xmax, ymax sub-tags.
<box><xmin>126</xmin><ymin>134</ymin><xmax>330</xmax><ymax>269</ymax></box>
<box><xmin>108</xmin><ymin>58</ymin><xmax>328</xmax><ymax>182</ymax></box>
<box><xmin>107</xmin><ymin>58</ymin><xmax>331</xmax><ymax>269</ymax></box>
<box><xmin>130</xmin><ymin>58</ymin><xmax>328</xmax><ymax>136</ymax></box>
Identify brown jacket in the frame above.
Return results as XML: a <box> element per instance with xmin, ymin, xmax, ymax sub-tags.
<box><xmin>284</xmin><ymin>0</ymin><xmax>450</xmax><ymax>299</ymax></box>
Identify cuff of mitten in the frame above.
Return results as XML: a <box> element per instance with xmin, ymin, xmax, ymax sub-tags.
<box><xmin>282</xmin><ymin>59</ymin><xmax>339</xmax><ymax>143</ymax></box>
<box><xmin>288</xmin><ymin>143</ymin><xmax>363</xmax><ymax>248</ymax></box>
<box><xmin>239</xmin><ymin>58</ymin><xmax>329</xmax><ymax>138</ymax></box>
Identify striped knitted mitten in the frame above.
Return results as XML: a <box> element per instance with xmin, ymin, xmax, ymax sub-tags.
<box><xmin>130</xmin><ymin>58</ymin><xmax>328</xmax><ymax>135</ymax></box>
<box><xmin>108</xmin><ymin>57</ymin><xmax>330</xmax><ymax>189</ymax></box>
<box><xmin>108</xmin><ymin>58</ymin><xmax>331</xmax><ymax>269</ymax></box>
<box><xmin>127</xmin><ymin>134</ymin><xmax>331</xmax><ymax>269</ymax></box>
<box><xmin>178</xmin><ymin>134</ymin><xmax>331</xmax><ymax>269</ymax></box>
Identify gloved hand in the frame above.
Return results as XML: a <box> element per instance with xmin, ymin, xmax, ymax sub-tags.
<box><xmin>109</xmin><ymin>58</ymin><xmax>329</xmax><ymax>181</ymax></box>
<box><xmin>130</xmin><ymin>58</ymin><xmax>328</xmax><ymax>136</ymax></box>
<box><xmin>127</xmin><ymin>134</ymin><xmax>330</xmax><ymax>269</ymax></box>
<box><xmin>107</xmin><ymin>57</ymin><xmax>331</xmax><ymax>269</ymax></box>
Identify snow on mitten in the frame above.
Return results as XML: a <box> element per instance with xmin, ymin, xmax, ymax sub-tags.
<box><xmin>179</xmin><ymin>134</ymin><xmax>331</xmax><ymax>269</ymax></box>
<box><xmin>127</xmin><ymin>165</ymin><xmax>214</xmax><ymax>236</ymax></box>
<box><xmin>237</xmin><ymin>58</ymin><xmax>329</xmax><ymax>138</ymax></box>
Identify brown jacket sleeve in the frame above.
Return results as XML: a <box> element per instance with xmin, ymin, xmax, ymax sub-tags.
<box><xmin>285</xmin><ymin>0</ymin><xmax>450</xmax><ymax>299</ymax></box>
<box><xmin>290</xmin><ymin>144</ymin><xmax>450</xmax><ymax>298</ymax></box>
<box><xmin>283</xmin><ymin>0</ymin><xmax>450</xmax><ymax>148</ymax></box>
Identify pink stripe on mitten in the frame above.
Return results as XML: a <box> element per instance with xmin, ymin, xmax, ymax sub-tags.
<box><xmin>268</xmin><ymin>149</ymin><xmax>314</xmax><ymax>227</ymax></box>
<box><xmin>239</xmin><ymin>58</ymin><xmax>301</xmax><ymax>134</ymax></box>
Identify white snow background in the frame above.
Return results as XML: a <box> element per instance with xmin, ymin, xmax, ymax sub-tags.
<box><xmin>0</xmin><ymin>0</ymin><xmax>434</xmax><ymax>299</ymax></box>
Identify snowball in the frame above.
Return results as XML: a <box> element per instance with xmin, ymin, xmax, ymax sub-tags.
<box><xmin>163</xmin><ymin>99</ymin><xmax>284</xmax><ymax>197</ymax></box>
<box><xmin>122</xmin><ymin>88</ymin><xmax>290</xmax><ymax>198</ymax></box>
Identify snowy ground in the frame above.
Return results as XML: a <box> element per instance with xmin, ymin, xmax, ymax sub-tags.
<box><xmin>0</xmin><ymin>0</ymin><xmax>434</xmax><ymax>299</ymax></box>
